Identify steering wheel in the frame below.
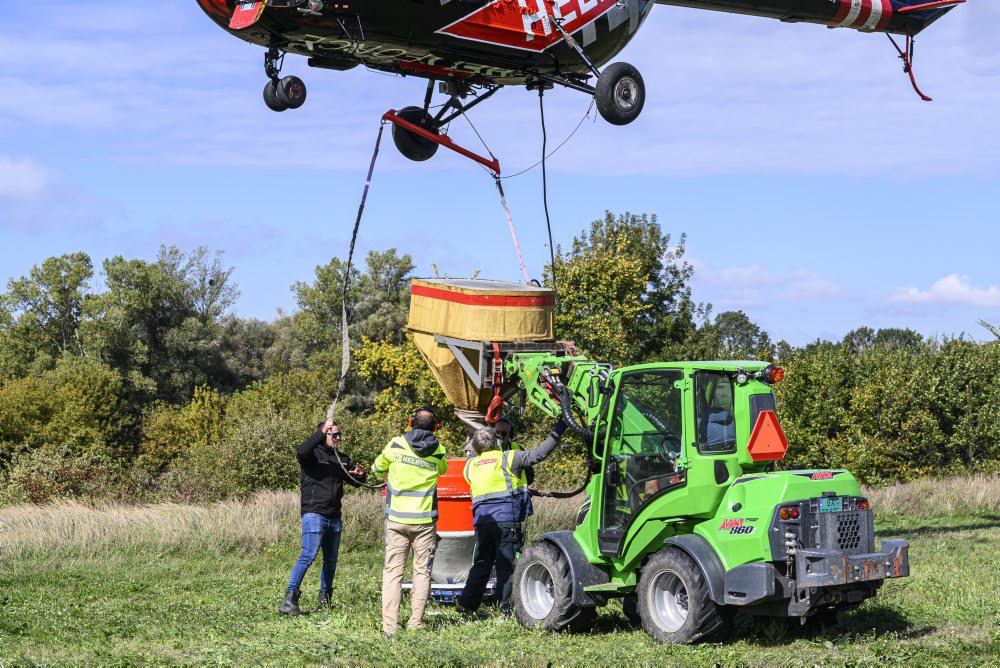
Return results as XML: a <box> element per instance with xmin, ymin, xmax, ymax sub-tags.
<box><xmin>657</xmin><ymin>435</ymin><xmax>681</xmax><ymax>470</ymax></box>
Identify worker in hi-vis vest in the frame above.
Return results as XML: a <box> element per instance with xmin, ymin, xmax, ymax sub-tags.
<box><xmin>456</xmin><ymin>421</ymin><xmax>565</xmax><ymax>616</ymax></box>
<box><xmin>371</xmin><ymin>406</ymin><xmax>448</xmax><ymax>639</ymax></box>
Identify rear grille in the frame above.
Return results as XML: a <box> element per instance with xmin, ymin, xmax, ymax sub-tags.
<box><xmin>835</xmin><ymin>513</ymin><xmax>862</xmax><ymax>550</ymax></box>
<box><xmin>814</xmin><ymin>506</ymin><xmax>873</xmax><ymax>555</ymax></box>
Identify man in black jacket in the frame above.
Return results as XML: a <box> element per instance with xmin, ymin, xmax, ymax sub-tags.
<box><xmin>279</xmin><ymin>418</ymin><xmax>366</xmax><ymax>616</ymax></box>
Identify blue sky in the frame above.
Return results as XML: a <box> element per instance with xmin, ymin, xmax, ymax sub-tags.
<box><xmin>1</xmin><ymin>1</ymin><xmax>998</xmax><ymax>346</ymax></box>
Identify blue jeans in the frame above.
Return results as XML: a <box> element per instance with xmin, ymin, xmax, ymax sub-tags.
<box><xmin>287</xmin><ymin>513</ymin><xmax>342</xmax><ymax>592</ymax></box>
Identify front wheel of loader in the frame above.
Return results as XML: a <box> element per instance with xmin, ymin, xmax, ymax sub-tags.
<box><xmin>637</xmin><ymin>548</ymin><xmax>730</xmax><ymax>644</ymax></box>
<box><xmin>512</xmin><ymin>541</ymin><xmax>597</xmax><ymax>633</ymax></box>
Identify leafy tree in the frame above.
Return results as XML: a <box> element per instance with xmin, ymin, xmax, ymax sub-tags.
<box><xmin>545</xmin><ymin>212</ymin><xmax>700</xmax><ymax>366</ymax></box>
<box><xmin>216</xmin><ymin>315</ymin><xmax>278</xmax><ymax>391</ymax></box>
<box><xmin>842</xmin><ymin>326</ymin><xmax>876</xmax><ymax>354</ymax></box>
<box><xmin>84</xmin><ymin>247</ymin><xmax>238</xmax><ymax>405</ymax></box>
<box><xmin>159</xmin><ymin>245</ymin><xmax>240</xmax><ymax>326</ymax></box>
<box><xmin>710</xmin><ymin>310</ymin><xmax>775</xmax><ymax>360</ymax></box>
<box><xmin>292</xmin><ymin>249</ymin><xmax>416</xmax><ymax>369</ymax></box>
<box><xmin>873</xmin><ymin>327</ymin><xmax>923</xmax><ymax>351</ymax></box>
<box><xmin>0</xmin><ymin>253</ymin><xmax>94</xmax><ymax>379</ymax></box>
<box><xmin>350</xmin><ymin>250</ymin><xmax>416</xmax><ymax>345</ymax></box>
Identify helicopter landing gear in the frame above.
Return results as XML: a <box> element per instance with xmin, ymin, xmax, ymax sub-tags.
<box><xmin>262</xmin><ymin>46</ymin><xmax>308</xmax><ymax>112</ymax></box>
<box><xmin>391</xmin><ymin>80</ymin><xmax>500</xmax><ymax>162</ymax></box>
<box><xmin>595</xmin><ymin>62</ymin><xmax>645</xmax><ymax>126</ymax></box>
<box><xmin>391</xmin><ymin>106</ymin><xmax>440</xmax><ymax>162</ymax></box>
<box><xmin>546</xmin><ymin>17</ymin><xmax>646</xmax><ymax>125</ymax></box>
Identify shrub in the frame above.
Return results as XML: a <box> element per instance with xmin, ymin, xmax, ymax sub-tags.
<box><xmin>157</xmin><ymin>404</ymin><xmax>310</xmax><ymax>503</ymax></box>
<box><xmin>2</xmin><ymin>444</ymin><xmax>121</xmax><ymax>504</ymax></box>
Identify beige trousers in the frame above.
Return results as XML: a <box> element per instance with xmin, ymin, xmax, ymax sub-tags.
<box><xmin>382</xmin><ymin>520</ymin><xmax>437</xmax><ymax>633</ymax></box>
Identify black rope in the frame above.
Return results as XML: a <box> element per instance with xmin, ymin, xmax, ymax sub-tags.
<box><xmin>501</xmin><ymin>99</ymin><xmax>593</xmax><ymax>180</ymax></box>
<box><xmin>539</xmin><ymin>88</ymin><xmax>558</xmax><ymax>309</ymax></box>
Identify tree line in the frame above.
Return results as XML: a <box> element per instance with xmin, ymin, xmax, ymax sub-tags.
<box><xmin>1</xmin><ymin>212</ymin><xmax>997</xmax><ymax>504</ymax></box>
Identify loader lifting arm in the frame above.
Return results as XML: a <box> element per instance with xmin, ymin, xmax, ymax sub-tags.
<box><xmin>503</xmin><ymin>351</ymin><xmax>614</xmax><ymax>441</ymax></box>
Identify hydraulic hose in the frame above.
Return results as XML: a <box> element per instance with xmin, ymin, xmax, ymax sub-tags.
<box><xmin>556</xmin><ymin>383</ymin><xmax>593</xmax><ymax>441</ymax></box>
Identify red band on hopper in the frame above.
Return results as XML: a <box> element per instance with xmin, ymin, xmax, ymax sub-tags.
<box><xmin>411</xmin><ymin>284</ymin><xmax>555</xmax><ymax>307</ymax></box>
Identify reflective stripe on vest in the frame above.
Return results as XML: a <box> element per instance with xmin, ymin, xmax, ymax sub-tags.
<box><xmin>382</xmin><ymin>436</ymin><xmax>442</xmax><ymax>524</ymax></box>
<box><xmin>465</xmin><ymin>449</ymin><xmax>528</xmax><ymax>503</ymax></box>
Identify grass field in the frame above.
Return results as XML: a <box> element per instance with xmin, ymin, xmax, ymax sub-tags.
<box><xmin>2</xmin><ymin>477</ymin><xmax>999</xmax><ymax>665</ymax></box>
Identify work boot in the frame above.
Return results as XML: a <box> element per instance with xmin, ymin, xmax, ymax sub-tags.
<box><xmin>279</xmin><ymin>588</ymin><xmax>302</xmax><ymax>616</ymax></box>
<box><xmin>317</xmin><ymin>589</ymin><xmax>331</xmax><ymax>611</ymax></box>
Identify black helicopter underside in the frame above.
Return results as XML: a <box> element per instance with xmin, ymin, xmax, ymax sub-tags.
<box><xmin>200</xmin><ymin>0</ymin><xmax>655</xmax><ymax>88</ymax></box>
<box><xmin>196</xmin><ymin>0</ymin><xmax>961</xmax><ymax>158</ymax></box>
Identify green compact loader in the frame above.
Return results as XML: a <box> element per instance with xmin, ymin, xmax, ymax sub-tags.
<box><xmin>491</xmin><ymin>346</ymin><xmax>910</xmax><ymax>644</ymax></box>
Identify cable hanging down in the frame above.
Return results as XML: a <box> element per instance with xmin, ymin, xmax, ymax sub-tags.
<box><xmin>327</xmin><ymin>121</ymin><xmax>388</xmax><ymax>490</ymax></box>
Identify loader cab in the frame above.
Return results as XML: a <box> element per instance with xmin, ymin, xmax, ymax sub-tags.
<box><xmin>593</xmin><ymin>366</ymin><xmax>687</xmax><ymax>556</ymax></box>
<box><xmin>589</xmin><ymin>362</ymin><xmax>775</xmax><ymax>559</ymax></box>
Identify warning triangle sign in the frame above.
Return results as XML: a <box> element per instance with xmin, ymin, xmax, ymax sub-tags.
<box><xmin>746</xmin><ymin>410</ymin><xmax>789</xmax><ymax>462</ymax></box>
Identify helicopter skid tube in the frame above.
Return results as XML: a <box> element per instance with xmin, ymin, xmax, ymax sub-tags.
<box><xmin>381</xmin><ymin>110</ymin><xmax>501</xmax><ymax>175</ymax></box>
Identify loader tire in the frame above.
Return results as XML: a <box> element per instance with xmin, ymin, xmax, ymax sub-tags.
<box><xmin>512</xmin><ymin>541</ymin><xmax>597</xmax><ymax>634</ymax></box>
<box><xmin>637</xmin><ymin>548</ymin><xmax>731</xmax><ymax>644</ymax></box>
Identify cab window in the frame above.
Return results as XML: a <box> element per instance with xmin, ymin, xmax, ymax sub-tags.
<box><xmin>603</xmin><ymin>370</ymin><xmax>683</xmax><ymax>530</ymax></box>
<box><xmin>695</xmin><ymin>371</ymin><xmax>736</xmax><ymax>454</ymax></box>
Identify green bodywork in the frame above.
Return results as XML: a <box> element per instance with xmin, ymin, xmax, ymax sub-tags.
<box><xmin>505</xmin><ymin>354</ymin><xmax>865</xmax><ymax>594</ymax></box>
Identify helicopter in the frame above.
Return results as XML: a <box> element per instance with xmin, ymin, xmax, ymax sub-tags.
<box><xmin>197</xmin><ymin>0</ymin><xmax>964</xmax><ymax>162</ymax></box>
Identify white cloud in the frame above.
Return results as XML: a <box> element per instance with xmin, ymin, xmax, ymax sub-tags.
<box><xmin>0</xmin><ymin>156</ymin><xmax>49</xmax><ymax>200</ymax></box>
<box><xmin>891</xmin><ymin>274</ymin><xmax>1000</xmax><ymax>308</ymax></box>
<box><xmin>697</xmin><ymin>263</ymin><xmax>844</xmax><ymax>300</ymax></box>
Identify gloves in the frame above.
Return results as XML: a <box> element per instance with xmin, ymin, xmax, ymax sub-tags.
<box><xmin>553</xmin><ymin>419</ymin><xmax>567</xmax><ymax>437</ymax></box>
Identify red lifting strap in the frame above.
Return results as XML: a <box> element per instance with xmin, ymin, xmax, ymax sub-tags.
<box><xmin>382</xmin><ymin>110</ymin><xmax>501</xmax><ymax>175</ymax></box>
<box><xmin>485</xmin><ymin>342</ymin><xmax>504</xmax><ymax>425</ymax></box>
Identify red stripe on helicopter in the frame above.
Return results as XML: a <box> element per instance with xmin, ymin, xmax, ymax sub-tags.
<box><xmin>828</xmin><ymin>0</ymin><xmax>892</xmax><ymax>31</ymax></box>
<box><xmin>397</xmin><ymin>60</ymin><xmax>476</xmax><ymax>78</ymax></box>
<box><xmin>874</xmin><ymin>0</ymin><xmax>894</xmax><ymax>31</ymax></box>
<box><xmin>438</xmin><ymin>0</ymin><xmax>619</xmax><ymax>53</ymax></box>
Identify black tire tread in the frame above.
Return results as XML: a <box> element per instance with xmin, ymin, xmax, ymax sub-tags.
<box><xmin>595</xmin><ymin>61</ymin><xmax>645</xmax><ymax>126</ymax></box>
<box><xmin>391</xmin><ymin>106</ymin><xmax>439</xmax><ymax>162</ymax></box>
<box><xmin>512</xmin><ymin>541</ymin><xmax>596</xmax><ymax>634</ymax></box>
<box><xmin>637</xmin><ymin>548</ymin><xmax>731</xmax><ymax>644</ymax></box>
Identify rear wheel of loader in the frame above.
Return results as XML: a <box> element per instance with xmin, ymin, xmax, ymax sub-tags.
<box><xmin>512</xmin><ymin>541</ymin><xmax>597</xmax><ymax>633</ymax></box>
<box><xmin>637</xmin><ymin>548</ymin><xmax>730</xmax><ymax>644</ymax></box>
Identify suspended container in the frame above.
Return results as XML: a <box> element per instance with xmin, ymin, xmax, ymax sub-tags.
<box><xmin>407</xmin><ymin>278</ymin><xmax>556</xmax><ymax>413</ymax></box>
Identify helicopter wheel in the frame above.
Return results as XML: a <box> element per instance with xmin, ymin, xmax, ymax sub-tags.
<box><xmin>595</xmin><ymin>62</ymin><xmax>645</xmax><ymax>126</ymax></box>
<box><xmin>263</xmin><ymin>80</ymin><xmax>287</xmax><ymax>112</ymax></box>
<box><xmin>276</xmin><ymin>75</ymin><xmax>307</xmax><ymax>109</ymax></box>
<box><xmin>392</xmin><ymin>106</ymin><xmax>440</xmax><ymax>162</ymax></box>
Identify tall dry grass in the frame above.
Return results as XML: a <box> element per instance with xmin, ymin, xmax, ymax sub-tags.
<box><xmin>2</xmin><ymin>476</ymin><xmax>997</xmax><ymax>562</ymax></box>
<box><xmin>863</xmin><ymin>474</ymin><xmax>1000</xmax><ymax>517</ymax></box>
<box><xmin>0</xmin><ymin>490</ymin><xmax>382</xmax><ymax>562</ymax></box>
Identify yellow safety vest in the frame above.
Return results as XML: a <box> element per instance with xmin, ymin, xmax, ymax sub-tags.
<box><xmin>464</xmin><ymin>449</ymin><xmax>531</xmax><ymax>523</ymax></box>
<box><xmin>372</xmin><ymin>436</ymin><xmax>447</xmax><ymax>525</ymax></box>
<box><xmin>506</xmin><ymin>440</ymin><xmax>529</xmax><ymax>487</ymax></box>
